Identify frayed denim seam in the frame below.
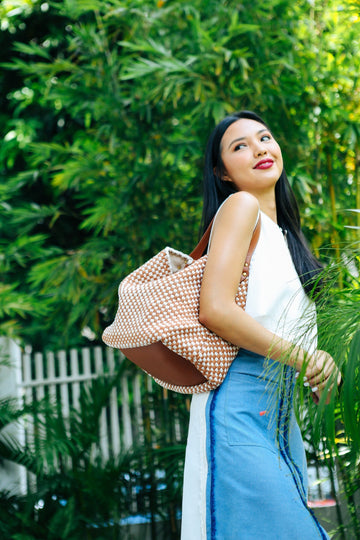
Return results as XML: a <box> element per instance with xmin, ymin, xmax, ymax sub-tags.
<box><xmin>209</xmin><ymin>387</ymin><xmax>220</xmax><ymax>540</ymax></box>
<box><xmin>278</xmin><ymin>368</ymin><xmax>328</xmax><ymax>540</ymax></box>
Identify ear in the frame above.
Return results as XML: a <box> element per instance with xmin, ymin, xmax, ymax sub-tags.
<box><xmin>213</xmin><ymin>166</ymin><xmax>231</xmax><ymax>182</ymax></box>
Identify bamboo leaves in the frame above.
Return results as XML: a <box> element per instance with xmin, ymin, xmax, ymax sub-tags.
<box><xmin>342</xmin><ymin>330</ymin><xmax>360</xmax><ymax>455</ymax></box>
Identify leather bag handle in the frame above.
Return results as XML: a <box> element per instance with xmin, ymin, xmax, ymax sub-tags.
<box><xmin>190</xmin><ymin>220</ymin><xmax>214</xmax><ymax>260</ymax></box>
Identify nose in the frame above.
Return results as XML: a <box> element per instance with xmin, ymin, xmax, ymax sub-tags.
<box><xmin>254</xmin><ymin>144</ymin><xmax>267</xmax><ymax>157</ymax></box>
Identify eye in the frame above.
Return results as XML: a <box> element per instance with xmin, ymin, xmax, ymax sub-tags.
<box><xmin>233</xmin><ymin>142</ymin><xmax>246</xmax><ymax>151</ymax></box>
<box><xmin>261</xmin><ymin>133</ymin><xmax>271</xmax><ymax>142</ymax></box>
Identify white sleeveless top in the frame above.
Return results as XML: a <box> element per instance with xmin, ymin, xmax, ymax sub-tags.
<box><xmin>246</xmin><ymin>211</ymin><xmax>317</xmax><ymax>353</ymax></box>
<box><xmin>181</xmin><ymin>210</ymin><xmax>318</xmax><ymax>540</ymax></box>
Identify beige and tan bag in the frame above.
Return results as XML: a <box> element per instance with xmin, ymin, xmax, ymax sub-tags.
<box><xmin>102</xmin><ymin>214</ymin><xmax>261</xmax><ymax>394</ymax></box>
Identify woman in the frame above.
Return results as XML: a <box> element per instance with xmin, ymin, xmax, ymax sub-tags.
<box><xmin>181</xmin><ymin>111</ymin><xmax>339</xmax><ymax>539</ymax></box>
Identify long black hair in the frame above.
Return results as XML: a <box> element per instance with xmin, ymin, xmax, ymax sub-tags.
<box><xmin>201</xmin><ymin>110</ymin><xmax>322</xmax><ymax>297</ymax></box>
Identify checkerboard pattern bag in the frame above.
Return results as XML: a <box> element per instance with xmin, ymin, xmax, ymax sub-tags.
<box><xmin>102</xmin><ymin>217</ymin><xmax>261</xmax><ymax>394</ymax></box>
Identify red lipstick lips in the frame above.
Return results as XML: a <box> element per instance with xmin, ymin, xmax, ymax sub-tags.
<box><xmin>254</xmin><ymin>159</ymin><xmax>274</xmax><ymax>169</ymax></box>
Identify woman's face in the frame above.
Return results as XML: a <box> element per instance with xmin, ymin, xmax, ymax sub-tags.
<box><xmin>220</xmin><ymin>118</ymin><xmax>283</xmax><ymax>195</ymax></box>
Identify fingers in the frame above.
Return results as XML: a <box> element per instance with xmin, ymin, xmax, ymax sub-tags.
<box><xmin>307</xmin><ymin>367</ymin><xmax>331</xmax><ymax>389</ymax></box>
<box><xmin>300</xmin><ymin>350</ymin><xmax>342</xmax><ymax>404</ymax></box>
<box><xmin>310</xmin><ymin>362</ymin><xmax>338</xmax><ymax>389</ymax></box>
<box><xmin>304</xmin><ymin>351</ymin><xmax>335</xmax><ymax>388</ymax></box>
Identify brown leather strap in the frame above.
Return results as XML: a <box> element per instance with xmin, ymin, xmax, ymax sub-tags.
<box><xmin>190</xmin><ymin>219</ymin><xmax>214</xmax><ymax>259</ymax></box>
<box><xmin>190</xmin><ymin>215</ymin><xmax>261</xmax><ymax>274</ymax></box>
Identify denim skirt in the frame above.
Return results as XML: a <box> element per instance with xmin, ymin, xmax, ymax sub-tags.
<box><xmin>204</xmin><ymin>349</ymin><xmax>329</xmax><ymax>539</ymax></box>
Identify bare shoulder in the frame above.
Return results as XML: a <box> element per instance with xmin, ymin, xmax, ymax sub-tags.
<box><xmin>215</xmin><ymin>191</ymin><xmax>259</xmax><ymax>233</ymax></box>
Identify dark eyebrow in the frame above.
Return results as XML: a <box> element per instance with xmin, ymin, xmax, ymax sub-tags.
<box><xmin>227</xmin><ymin>128</ymin><xmax>268</xmax><ymax>149</ymax></box>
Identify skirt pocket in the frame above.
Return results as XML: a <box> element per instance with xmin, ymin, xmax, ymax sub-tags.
<box><xmin>224</xmin><ymin>371</ymin><xmax>279</xmax><ymax>451</ymax></box>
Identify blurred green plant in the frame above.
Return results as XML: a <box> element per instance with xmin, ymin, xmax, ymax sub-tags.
<box><xmin>294</xmin><ymin>227</ymin><xmax>360</xmax><ymax>539</ymax></box>
<box><xmin>0</xmin><ymin>353</ymin><xmax>188</xmax><ymax>539</ymax></box>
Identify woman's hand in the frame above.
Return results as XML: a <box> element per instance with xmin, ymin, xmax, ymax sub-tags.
<box><xmin>300</xmin><ymin>350</ymin><xmax>341</xmax><ymax>403</ymax></box>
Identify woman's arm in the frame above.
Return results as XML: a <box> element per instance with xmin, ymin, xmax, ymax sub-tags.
<box><xmin>199</xmin><ymin>191</ymin><xmax>339</xmax><ymax>394</ymax></box>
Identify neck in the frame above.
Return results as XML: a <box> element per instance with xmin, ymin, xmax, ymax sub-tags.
<box><xmin>253</xmin><ymin>191</ymin><xmax>277</xmax><ymax>223</ymax></box>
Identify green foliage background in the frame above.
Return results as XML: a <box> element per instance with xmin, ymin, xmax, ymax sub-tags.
<box><xmin>0</xmin><ymin>1</ymin><xmax>360</xmax><ymax>538</ymax></box>
<box><xmin>1</xmin><ymin>0</ymin><xmax>359</xmax><ymax>349</ymax></box>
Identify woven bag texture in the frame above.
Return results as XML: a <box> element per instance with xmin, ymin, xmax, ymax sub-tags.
<box><xmin>102</xmin><ymin>246</ymin><xmax>249</xmax><ymax>393</ymax></box>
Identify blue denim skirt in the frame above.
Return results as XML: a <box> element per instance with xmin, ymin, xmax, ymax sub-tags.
<box><xmin>205</xmin><ymin>349</ymin><xmax>329</xmax><ymax>539</ymax></box>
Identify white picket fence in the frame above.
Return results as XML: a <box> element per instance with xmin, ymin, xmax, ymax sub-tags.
<box><xmin>20</xmin><ymin>344</ymin><xmax>187</xmax><ymax>459</ymax></box>
<box><xmin>0</xmin><ymin>338</ymin><xmax>189</xmax><ymax>498</ymax></box>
